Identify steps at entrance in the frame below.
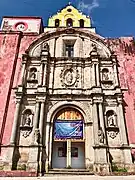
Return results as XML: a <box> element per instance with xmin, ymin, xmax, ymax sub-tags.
<box><xmin>46</xmin><ymin>169</ymin><xmax>94</xmax><ymax>176</ymax></box>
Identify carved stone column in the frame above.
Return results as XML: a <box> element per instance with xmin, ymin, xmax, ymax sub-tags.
<box><xmin>45</xmin><ymin>122</ymin><xmax>50</xmax><ymax>173</ymax></box>
<box><xmin>99</xmin><ymin>103</ymin><xmax>106</xmax><ymax>144</ymax></box>
<box><xmin>112</xmin><ymin>55</ymin><xmax>119</xmax><ymax>87</ymax></box>
<box><xmin>28</xmin><ymin>101</ymin><xmax>40</xmax><ymax>172</ymax></box>
<box><xmin>67</xmin><ymin>140</ymin><xmax>71</xmax><ymax>168</ymax></box>
<box><xmin>43</xmin><ymin>63</ymin><xmax>47</xmax><ymax>86</ymax></box>
<box><xmin>10</xmin><ymin>100</ymin><xmax>21</xmax><ymax>145</ymax></box>
<box><xmin>40</xmin><ymin>42</ymin><xmax>49</xmax><ymax>87</ymax></box>
<box><xmin>20</xmin><ymin>54</ymin><xmax>27</xmax><ymax>85</ymax></box>
<box><xmin>96</xmin><ymin>63</ymin><xmax>100</xmax><ymax>86</ymax></box>
<box><xmin>39</xmin><ymin>64</ymin><xmax>43</xmax><ymax>86</ymax></box>
<box><xmin>117</xmin><ymin>98</ymin><xmax>128</xmax><ymax>145</ymax></box>
<box><xmin>31</xmin><ymin>102</ymin><xmax>40</xmax><ymax>144</ymax></box>
<box><xmin>90</xmin><ymin>46</ymin><xmax>99</xmax><ymax>87</ymax></box>
<box><xmin>91</xmin><ymin>63</ymin><xmax>96</xmax><ymax>86</ymax></box>
<box><xmin>39</xmin><ymin>101</ymin><xmax>45</xmax><ymax>145</ymax></box>
<box><xmin>85</xmin><ymin>123</ymin><xmax>94</xmax><ymax>169</ymax></box>
<box><xmin>92</xmin><ymin>103</ymin><xmax>99</xmax><ymax>145</ymax></box>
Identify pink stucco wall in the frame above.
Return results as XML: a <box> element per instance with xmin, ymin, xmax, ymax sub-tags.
<box><xmin>0</xmin><ymin>32</ymin><xmax>37</xmax><ymax>147</ymax></box>
<box><xmin>106</xmin><ymin>37</ymin><xmax>135</xmax><ymax>145</ymax></box>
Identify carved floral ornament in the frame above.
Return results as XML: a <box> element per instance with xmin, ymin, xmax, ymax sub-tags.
<box><xmin>60</xmin><ymin>66</ymin><xmax>79</xmax><ymax>87</ymax></box>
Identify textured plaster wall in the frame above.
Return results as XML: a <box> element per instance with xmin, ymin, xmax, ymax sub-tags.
<box><xmin>106</xmin><ymin>37</ymin><xmax>135</xmax><ymax>145</ymax></box>
<box><xmin>0</xmin><ymin>32</ymin><xmax>21</xmax><ymax>147</ymax></box>
<box><xmin>0</xmin><ymin>33</ymin><xmax>37</xmax><ymax>151</ymax></box>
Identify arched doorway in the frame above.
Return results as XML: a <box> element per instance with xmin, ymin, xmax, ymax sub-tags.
<box><xmin>52</xmin><ymin>107</ymin><xmax>85</xmax><ymax>169</ymax></box>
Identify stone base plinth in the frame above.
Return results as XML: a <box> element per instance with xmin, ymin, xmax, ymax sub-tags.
<box><xmin>94</xmin><ymin>163</ymin><xmax>110</xmax><ymax>174</ymax></box>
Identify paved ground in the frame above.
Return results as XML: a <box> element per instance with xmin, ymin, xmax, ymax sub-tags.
<box><xmin>1</xmin><ymin>176</ymin><xmax>135</xmax><ymax>180</ymax></box>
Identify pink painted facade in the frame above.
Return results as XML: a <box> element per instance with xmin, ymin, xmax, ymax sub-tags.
<box><xmin>0</xmin><ymin>13</ymin><xmax>135</xmax><ymax>173</ymax></box>
<box><xmin>0</xmin><ymin>17</ymin><xmax>41</xmax><ymax>151</ymax></box>
<box><xmin>106</xmin><ymin>37</ymin><xmax>135</xmax><ymax>146</ymax></box>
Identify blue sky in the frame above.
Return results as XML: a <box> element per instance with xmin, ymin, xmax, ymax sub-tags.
<box><xmin>0</xmin><ymin>0</ymin><xmax>135</xmax><ymax>38</ymax></box>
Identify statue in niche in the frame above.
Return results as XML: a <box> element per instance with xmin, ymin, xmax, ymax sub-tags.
<box><xmin>65</xmin><ymin>70</ymin><xmax>73</xmax><ymax>84</ymax></box>
<box><xmin>98</xmin><ymin>128</ymin><xmax>104</xmax><ymax>144</ymax></box>
<box><xmin>102</xmin><ymin>70</ymin><xmax>109</xmax><ymax>81</ymax></box>
<box><xmin>108</xmin><ymin>114</ymin><xmax>116</xmax><ymax>127</ymax></box>
<box><xmin>23</xmin><ymin>113</ymin><xmax>33</xmax><ymax>127</ymax></box>
<box><xmin>29</xmin><ymin>69</ymin><xmax>36</xmax><ymax>80</ymax></box>
<box><xmin>43</xmin><ymin>43</ymin><xmax>49</xmax><ymax>51</ymax></box>
<box><xmin>91</xmin><ymin>43</ymin><xmax>97</xmax><ymax>52</ymax></box>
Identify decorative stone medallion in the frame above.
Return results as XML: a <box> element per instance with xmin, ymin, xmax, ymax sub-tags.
<box><xmin>60</xmin><ymin>66</ymin><xmax>79</xmax><ymax>87</ymax></box>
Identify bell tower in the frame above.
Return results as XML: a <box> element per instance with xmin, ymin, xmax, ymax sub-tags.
<box><xmin>48</xmin><ymin>4</ymin><xmax>91</xmax><ymax>28</ymax></box>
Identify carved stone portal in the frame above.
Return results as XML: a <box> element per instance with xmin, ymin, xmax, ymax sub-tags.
<box><xmin>60</xmin><ymin>66</ymin><xmax>79</xmax><ymax>87</ymax></box>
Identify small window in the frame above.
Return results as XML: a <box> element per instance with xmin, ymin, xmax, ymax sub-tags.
<box><xmin>55</xmin><ymin>19</ymin><xmax>60</xmax><ymax>27</ymax></box>
<box><xmin>58</xmin><ymin>142</ymin><xmax>67</xmax><ymax>157</ymax></box>
<box><xmin>80</xmin><ymin>19</ymin><xmax>84</xmax><ymax>28</ymax></box>
<box><xmin>71</xmin><ymin>147</ymin><xmax>78</xmax><ymax>157</ymax></box>
<box><xmin>66</xmin><ymin>18</ymin><xmax>73</xmax><ymax>27</ymax></box>
<box><xmin>67</xmin><ymin>8</ymin><xmax>72</xmax><ymax>12</ymax></box>
<box><xmin>65</xmin><ymin>44</ymin><xmax>74</xmax><ymax>57</ymax></box>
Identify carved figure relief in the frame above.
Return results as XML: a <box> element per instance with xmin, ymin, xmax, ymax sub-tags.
<box><xmin>65</xmin><ymin>70</ymin><xmax>73</xmax><ymax>84</ymax></box>
<box><xmin>24</xmin><ymin>114</ymin><xmax>32</xmax><ymax>127</ymax></box>
<box><xmin>29</xmin><ymin>68</ymin><xmax>37</xmax><ymax>80</ymax></box>
<box><xmin>20</xmin><ymin>109</ymin><xmax>33</xmax><ymax>138</ymax></box>
<box><xmin>102</xmin><ymin>69</ymin><xmax>109</xmax><ymax>81</ymax></box>
<box><xmin>107</xmin><ymin>112</ymin><xmax>117</xmax><ymax>127</ymax></box>
<box><xmin>60</xmin><ymin>66</ymin><xmax>79</xmax><ymax>87</ymax></box>
<box><xmin>2</xmin><ymin>20</ymin><xmax>12</xmax><ymax>30</ymax></box>
<box><xmin>102</xmin><ymin>68</ymin><xmax>113</xmax><ymax>88</ymax></box>
<box><xmin>106</xmin><ymin>110</ymin><xmax>119</xmax><ymax>139</ymax></box>
<box><xmin>27</xmin><ymin>67</ymin><xmax>38</xmax><ymax>88</ymax></box>
<box><xmin>43</xmin><ymin>42</ymin><xmax>49</xmax><ymax>51</ymax></box>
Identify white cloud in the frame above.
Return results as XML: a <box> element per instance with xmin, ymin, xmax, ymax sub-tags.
<box><xmin>77</xmin><ymin>0</ymin><xmax>99</xmax><ymax>14</ymax></box>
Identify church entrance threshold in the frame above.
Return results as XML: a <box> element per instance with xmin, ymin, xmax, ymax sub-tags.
<box><xmin>52</xmin><ymin>141</ymin><xmax>85</xmax><ymax>169</ymax></box>
<box><xmin>52</xmin><ymin>108</ymin><xmax>85</xmax><ymax>169</ymax></box>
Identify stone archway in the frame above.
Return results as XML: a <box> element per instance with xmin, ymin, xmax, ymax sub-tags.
<box><xmin>51</xmin><ymin>107</ymin><xmax>85</xmax><ymax>169</ymax></box>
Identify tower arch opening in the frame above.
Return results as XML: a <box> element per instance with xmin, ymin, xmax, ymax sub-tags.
<box><xmin>66</xmin><ymin>18</ymin><xmax>73</xmax><ymax>27</ymax></box>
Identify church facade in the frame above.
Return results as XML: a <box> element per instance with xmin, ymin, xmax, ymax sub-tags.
<box><xmin>0</xmin><ymin>4</ymin><xmax>135</xmax><ymax>174</ymax></box>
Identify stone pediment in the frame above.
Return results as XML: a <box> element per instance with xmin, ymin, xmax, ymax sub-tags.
<box><xmin>26</xmin><ymin>28</ymin><xmax>112</xmax><ymax>58</ymax></box>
